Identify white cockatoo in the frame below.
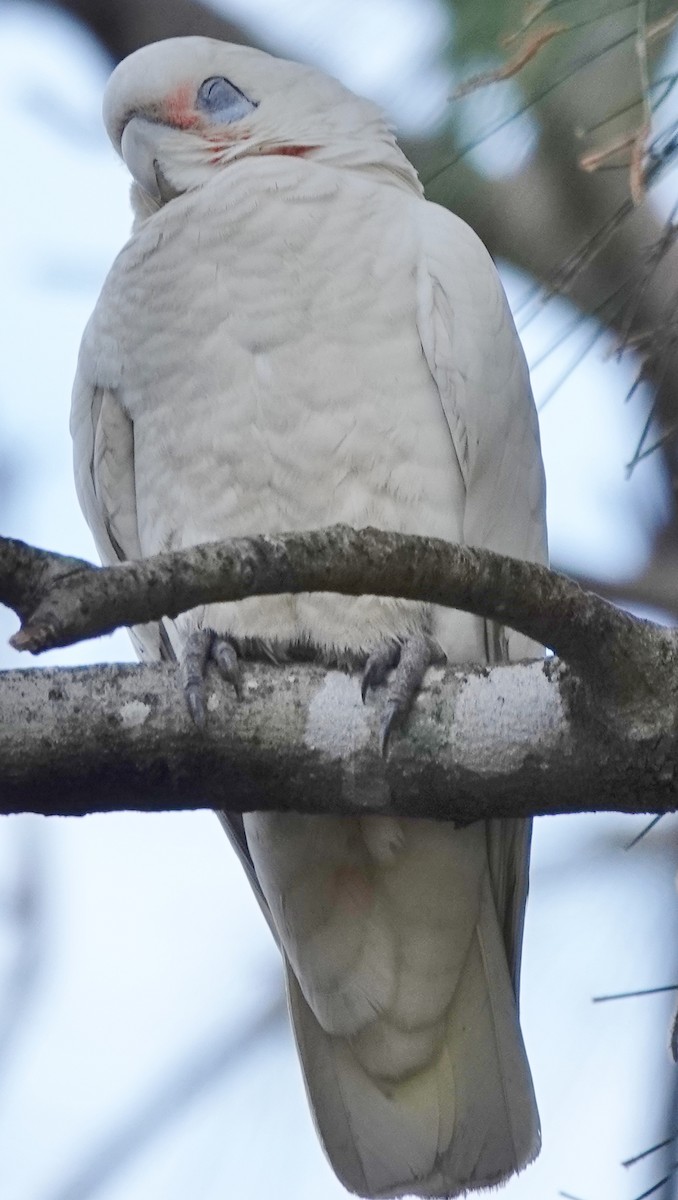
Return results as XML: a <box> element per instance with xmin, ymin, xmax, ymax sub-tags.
<box><xmin>71</xmin><ymin>36</ymin><xmax>547</xmax><ymax>1198</ymax></box>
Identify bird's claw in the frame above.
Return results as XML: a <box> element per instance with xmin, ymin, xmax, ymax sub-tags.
<box><xmin>364</xmin><ymin>634</ymin><xmax>435</xmax><ymax>756</ymax></box>
<box><xmin>185</xmin><ymin>686</ymin><xmax>207</xmax><ymax>728</ymax></box>
<box><xmin>212</xmin><ymin>636</ymin><xmax>242</xmax><ymax>698</ymax></box>
<box><xmin>361</xmin><ymin>642</ymin><xmax>400</xmax><ymax>701</ymax></box>
<box><xmin>379</xmin><ymin>701</ymin><xmax>403</xmax><ymax>757</ymax></box>
<box><xmin>180</xmin><ymin>629</ymin><xmax>213</xmax><ymax>728</ymax></box>
<box><xmin>179</xmin><ymin>629</ymin><xmax>241</xmax><ymax>726</ymax></box>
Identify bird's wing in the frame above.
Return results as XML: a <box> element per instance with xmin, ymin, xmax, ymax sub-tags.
<box><xmin>70</xmin><ymin>335</ymin><xmax>263</xmax><ymax>903</ymax></box>
<box><xmin>416</xmin><ymin>201</ymin><xmax>547</xmax><ymax>572</ymax></box>
<box><xmin>71</xmin><ymin>374</ymin><xmax>140</xmax><ymax>569</ymax></box>
<box><xmin>416</xmin><ymin>198</ymin><xmax>548</xmax><ymax>993</ymax></box>
<box><xmin>71</xmin><ymin>356</ymin><xmax>162</xmax><ymax>659</ymax></box>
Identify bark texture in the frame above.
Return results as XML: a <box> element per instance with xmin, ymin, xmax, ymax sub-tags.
<box><xmin>0</xmin><ymin>659</ymin><xmax>675</xmax><ymax>820</ymax></box>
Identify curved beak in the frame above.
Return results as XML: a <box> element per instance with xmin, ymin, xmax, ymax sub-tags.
<box><xmin>120</xmin><ymin>116</ymin><xmax>179</xmax><ymax>204</ymax></box>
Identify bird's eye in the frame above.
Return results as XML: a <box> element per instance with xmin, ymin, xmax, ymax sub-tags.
<box><xmin>196</xmin><ymin>76</ymin><xmax>257</xmax><ymax>122</ymax></box>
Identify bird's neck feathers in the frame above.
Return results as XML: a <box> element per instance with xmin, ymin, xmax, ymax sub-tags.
<box><xmin>127</xmin><ymin>119</ymin><xmax>423</xmax><ymax>227</ymax></box>
<box><xmin>130</xmin><ymin>183</ymin><xmax>161</xmax><ymax>227</ymax></box>
<box><xmin>301</xmin><ymin>128</ymin><xmax>424</xmax><ymax>196</ymax></box>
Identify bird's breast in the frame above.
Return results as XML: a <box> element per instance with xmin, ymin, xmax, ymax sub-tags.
<box><xmin>98</xmin><ymin>160</ymin><xmax>475</xmax><ymax>658</ymax></box>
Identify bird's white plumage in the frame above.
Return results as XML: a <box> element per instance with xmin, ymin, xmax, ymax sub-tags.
<box><xmin>72</xmin><ymin>36</ymin><xmax>547</xmax><ymax>1197</ymax></box>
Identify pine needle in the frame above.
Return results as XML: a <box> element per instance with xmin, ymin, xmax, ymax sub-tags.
<box><xmin>623</xmin><ymin>1135</ymin><xmax>677</xmax><ymax>1169</ymax></box>
<box><xmin>625</xmin><ymin>813</ymin><xmax>665</xmax><ymax>848</ymax></box>
<box><xmin>592</xmin><ymin>984</ymin><xmax>678</xmax><ymax>1002</ymax></box>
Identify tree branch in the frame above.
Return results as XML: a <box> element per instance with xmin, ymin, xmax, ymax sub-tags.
<box><xmin>48</xmin><ymin>0</ymin><xmax>264</xmax><ymax>65</ymax></box>
<box><xmin>0</xmin><ymin>659</ymin><xmax>675</xmax><ymax>821</ymax></box>
<box><xmin>2</xmin><ymin>528</ymin><xmax>677</xmax><ymax>821</ymax></box>
<box><xmin>2</xmin><ymin>527</ymin><xmax>676</xmax><ymax>726</ymax></box>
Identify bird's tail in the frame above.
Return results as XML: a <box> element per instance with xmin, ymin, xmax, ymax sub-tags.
<box><xmin>284</xmin><ymin>865</ymin><xmax>540</xmax><ymax>1199</ymax></box>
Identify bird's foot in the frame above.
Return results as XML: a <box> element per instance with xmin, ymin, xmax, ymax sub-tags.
<box><xmin>360</xmin><ymin>642</ymin><xmax>400</xmax><ymax>701</ymax></box>
<box><xmin>179</xmin><ymin>629</ymin><xmax>241</xmax><ymax>727</ymax></box>
<box><xmin>362</xmin><ymin>634</ymin><xmax>438</xmax><ymax>755</ymax></box>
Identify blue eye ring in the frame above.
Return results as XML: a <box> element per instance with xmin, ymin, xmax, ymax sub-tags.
<box><xmin>196</xmin><ymin>76</ymin><xmax>258</xmax><ymax>121</ymax></box>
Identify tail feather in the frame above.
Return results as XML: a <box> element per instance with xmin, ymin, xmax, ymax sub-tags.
<box><xmin>244</xmin><ymin>810</ymin><xmax>539</xmax><ymax>1197</ymax></box>
<box><xmin>288</xmin><ymin>966</ymin><xmax>458</xmax><ymax>1198</ymax></box>
<box><xmin>286</xmin><ymin>867</ymin><xmax>540</xmax><ymax>1198</ymax></box>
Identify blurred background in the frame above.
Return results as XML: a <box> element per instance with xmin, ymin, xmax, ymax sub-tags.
<box><xmin>2</xmin><ymin>1</ymin><xmax>678</xmax><ymax>1198</ymax></box>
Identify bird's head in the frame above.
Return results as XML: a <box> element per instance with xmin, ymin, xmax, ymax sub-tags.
<box><xmin>103</xmin><ymin>37</ymin><xmax>421</xmax><ymax>215</ymax></box>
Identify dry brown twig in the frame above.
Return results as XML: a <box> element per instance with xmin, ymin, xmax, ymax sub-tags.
<box><xmin>452</xmin><ymin>0</ymin><xmax>678</xmax><ymax>204</ymax></box>
<box><xmin>451</xmin><ymin>23</ymin><xmax>568</xmax><ymax>100</ymax></box>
